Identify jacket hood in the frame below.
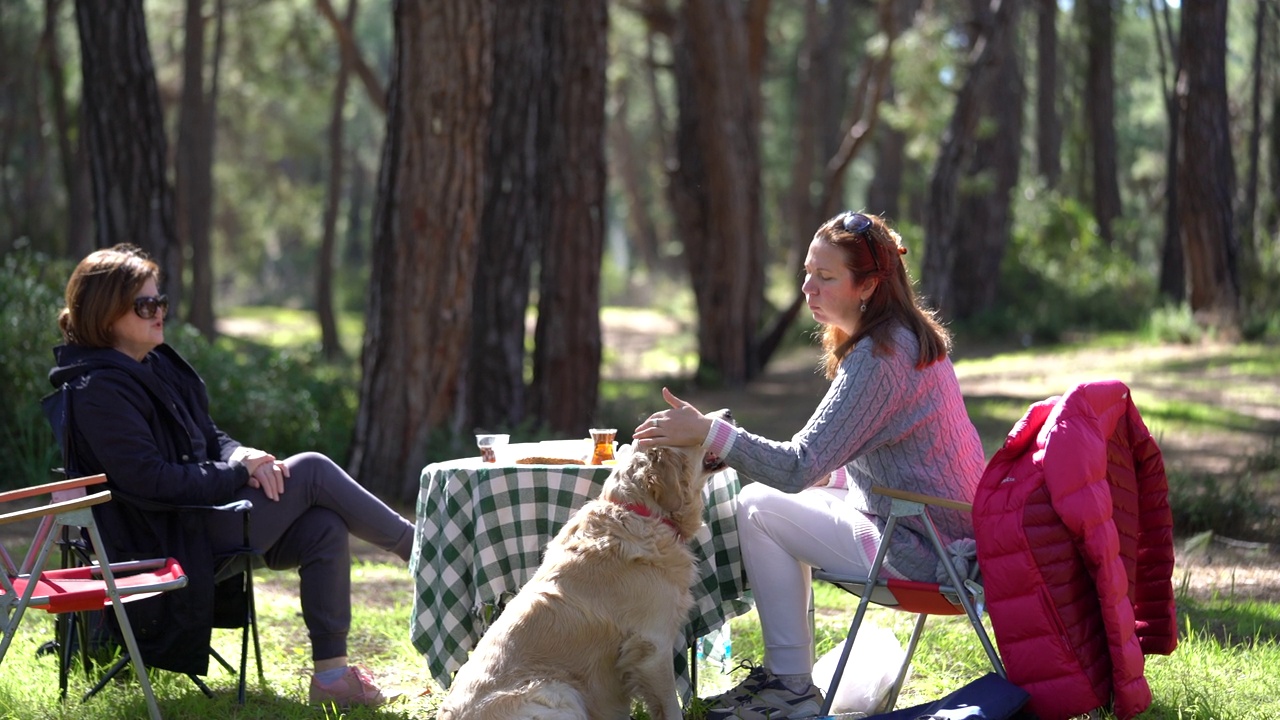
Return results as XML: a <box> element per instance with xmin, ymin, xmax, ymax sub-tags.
<box><xmin>50</xmin><ymin>343</ymin><xmax>156</xmax><ymax>388</ymax></box>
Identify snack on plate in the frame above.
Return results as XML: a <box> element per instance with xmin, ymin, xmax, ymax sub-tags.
<box><xmin>515</xmin><ymin>456</ymin><xmax>586</xmax><ymax>466</ymax></box>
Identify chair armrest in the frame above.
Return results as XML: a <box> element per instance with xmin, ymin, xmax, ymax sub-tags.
<box><xmin>0</xmin><ymin>474</ymin><xmax>107</xmax><ymax>505</ymax></box>
<box><xmin>0</xmin><ymin>490</ymin><xmax>112</xmax><ymax>526</ymax></box>
<box><xmin>871</xmin><ymin>486</ymin><xmax>972</xmax><ymax>514</ymax></box>
<box><xmin>108</xmin><ymin>489</ymin><xmax>252</xmax><ymax>516</ymax></box>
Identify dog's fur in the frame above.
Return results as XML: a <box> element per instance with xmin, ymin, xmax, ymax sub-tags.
<box><xmin>439</xmin><ymin>428</ymin><xmax>730</xmax><ymax>720</ymax></box>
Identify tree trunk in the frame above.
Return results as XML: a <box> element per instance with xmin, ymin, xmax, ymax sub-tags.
<box><xmin>1084</xmin><ymin>0</ymin><xmax>1121</xmax><ymax>248</ymax></box>
<box><xmin>866</xmin><ymin>84</ymin><xmax>906</xmax><ymax>221</ymax></box>
<box><xmin>350</xmin><ymin>0</ymin><xmax>493</xmax><ymax>503</ymax></box>
<box><xmin>173</xmin><ymin>0</ymin><xmax>202</xmax><ymax>329</ymax></box>
<box><xmin>1175</xmin><ymin>0</ymin><xmax>1240</xmax><ymax>335</ymax></box>
<box><xmin>1270</xmin><ymin>66</ymin><xmax>1280</xmax><ymax>240</ymax></box>
<box><xmin>922</xmin><ymin>0</ymin><xmax>1017</xmax><ymax>318</ymax></box>
<box><xmin>1150</xmin><ymin>0</ymin><xmax>1183</xmax><ymax>302</ymax></box>
<box><xmin>951</xmin><ymin>0</ymin><xmax>1023</xmax><ymax>319</ymax></box>
<box><xmin>530</xmin><ymin>0</ymin><xmax>610</xmax><ymax>433</ymax></box>
<box><xmin>316</xmin><ymin>0</ymin><xmax>360</xmax><ymax>361</ymax></box>
<box><xmin>1034</xmin><ymin>0</ymin><xmax>1061</xmax><ymax>186</ymax></box>
<box><xmin>74</xmin><ymin>0</ymin><xmax>176</xmax><ymax>290</ymax></box>
<box><xmin>607</xmin><ymin>75</ymin><xmax>662</xmax><ymax>277</ymax></box>
<box><xmin>669</xmin><ymin>0</ymin><xmax>768</xmax><ymax>387</ymax></box>
<box><xmin>469</xmin><ymin>0</ymin><xmax>554</xmax><ymax>432</ymax></box>
<box><xmin>43</xmin><ymin>0</ymin><xmax>91</xmax><ymax>259</ymax></box>
<box><xmin>316</xmin><ymin>0</ymin><xmax>387</xmax><ymax>113</ymax></box>
<box><xmin>175</xmin><ymin>0</ymin><xmax>223</xmax><ymax>338</ymax></box>
<box><xmin>757</xmin><ymin>0</ymin><xmax>900</xmax><ymax>370</ymax></box>
<box><xmin>864</xmin><ymin>0</ymin><xmax>920</xmax><ymax>222</ymax></box>
<box><xmin>783</xmin><ymin>0</ymin><xmax>822</xmax><ymax>274</ymax></box>
<box><xmin>1238</xmin><ymin>0</ymin><xmax>1267</xmax><ymax>282</ymax></box>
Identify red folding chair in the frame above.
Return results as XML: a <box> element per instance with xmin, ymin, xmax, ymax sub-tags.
<box><xmin>813</xmin><ymin>486</ymin><xmax>1004</xmax><ymax>715</ymax></box>
<box><xmin>0</xmin><ymin>475</ymin><xmax>188</xmax><ymax>720</ymax></box>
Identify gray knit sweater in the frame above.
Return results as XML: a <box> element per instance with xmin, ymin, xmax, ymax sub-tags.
<box><xmin>712</xmin><ymin>323</ymin><xmax>984</xmax><ymax>581</ymax></box>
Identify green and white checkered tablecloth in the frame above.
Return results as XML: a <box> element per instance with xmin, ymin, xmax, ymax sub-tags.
<box><xmin>409</xmin><ymin>457</ymin><xmax>754</xmax><ymax>696</ymax></box>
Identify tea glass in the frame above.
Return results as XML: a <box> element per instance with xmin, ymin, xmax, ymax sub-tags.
<box><xmin>589</xmin><ymin>428</ymin><xmax>617</xmax><ymax>465</ymax></box>
<box><xmin>475</xmin><ymin>433</ymin><xmax>509</xmax><ymax>463</ymax></box>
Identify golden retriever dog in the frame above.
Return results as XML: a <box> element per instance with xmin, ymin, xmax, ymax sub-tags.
<box><xmin>439</xmin><ymin>423</ymin><xmax>730</xmax><ymax>720</ymax></box>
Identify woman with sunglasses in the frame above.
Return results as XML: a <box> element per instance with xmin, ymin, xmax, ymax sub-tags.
<box><xmin>48</xmin><ymin>244</ymin><xmax>413</xmax><ymax>708</ymax></box>
<box><xmin>633</xmin><ymin>212</ymin><xmax>985</xmax><ymax>719</ymax></box>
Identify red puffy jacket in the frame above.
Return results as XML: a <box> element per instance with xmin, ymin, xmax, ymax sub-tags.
<box><xmin>973</xmin><ymin>380</ymin><xmax>1177</xmax><ymax>720</ymax></box>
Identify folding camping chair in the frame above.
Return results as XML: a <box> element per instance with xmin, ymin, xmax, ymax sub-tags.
<box><xmin>813</xmin><ymin>486</ymin><xmax>1004</xmax><ymax>716</ymax></box>
<box><xmin>41</xmin><ymin>380</ymin><xmax>264</xmax><ymax>705</ymax></box>
<box><xmin>0</xmin><ymin>474</ymin><xmax>188</xmax><ymax>720</ymax></box>
<box><xmin>60</xmin><ymin>496</ymin><xmax>265</xmax><ymax>706</ymax></box>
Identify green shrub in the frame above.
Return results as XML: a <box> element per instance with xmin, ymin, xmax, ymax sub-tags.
<box><xmin>0</xmin><ymin>249</ymin><xmax>74</xmax><ymax>489</ymax></box>
<box><xmin>166</xmin><ymin>325</ymin><xmax>359</xmax><ymax>464</ymax></box>
<box><xmin>1144</xmin><ymin>303</ymin><xmax>1205</xmax><ymax>344</ymax></box>
<box><xmin>961</xmin><ymin>192</ymin><xmax>1156</xmax><ymax>343</ymax></box>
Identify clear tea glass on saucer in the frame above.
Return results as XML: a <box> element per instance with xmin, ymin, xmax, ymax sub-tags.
<box><xmin>475</xmin><ymin>433</ymin><xmax>509</xmax><ymax>463</ymax></box>
<box><xmin>589</xmin><ymin>428</ymin><xmax>617</xmax><ymax>465</ymax></box>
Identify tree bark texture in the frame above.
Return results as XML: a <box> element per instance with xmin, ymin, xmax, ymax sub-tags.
<box><xmin>922</xmin><ymin>0</ymin><xmax>1017</xmax><ymax>318</ymax></box>
<box><xmin>1085</xmin><ymin>0</ymin><xmax>1121</xmax><ymax>248</ymax></box>
<box><xmin>1034</xmin><ymin>0</ymin><xmax>1061</xmax><ymax>186</ymax></box>
<box><xmin>530</xmin><ymin>0</ymin><xmax>610</xmax><ymax>433</ymax></box>
<box><xmin>469</xmin><ymin>0</ymin><xmax>554</xmax><ymax>431</ymax></box>
<box><xmin>669</xmin><ymin>0</ymin><xmax>768</xmax><ymax>387</ymax></box>
<box><xmin>350</xmin><ymin>0</ymin><xmax>493</xmax><ymax>502</ymax></box>
<box><xmin>950</xmin><ymin>0</ymin><xmax>1023</xmax><ymax>318</ymax></box>
<box><xmin>1175</xmin><ymin>0</ymin><xmax>1240</xmax><ymax>333</ymax></box>
<box><xmin>74</xmin><ymin>0</ymin><xmax>176</xmax><ymax>288</ymax></box>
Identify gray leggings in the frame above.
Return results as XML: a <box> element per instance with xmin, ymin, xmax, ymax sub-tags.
<box><xmin>204</xmin><ymin>451</ymin><xmax>414</xmax><ymax>661</ymax></box>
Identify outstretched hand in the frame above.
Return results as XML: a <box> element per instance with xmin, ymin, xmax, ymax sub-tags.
<box><xmin>632</xmin><ymin>387</ymin><xmax>713</xmax><ymax>450</ymax></box>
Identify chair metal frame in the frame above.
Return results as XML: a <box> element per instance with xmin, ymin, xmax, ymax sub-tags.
<box><xmin>813</xmin><ymin>486</ymin><xmax>1005</xmax><ymax>716</ymax></box>
<box><xmin>1</xmin><ymin>475</ymin><xmax>188</xmax><ymax>720</ymax></box>
<box><xmin>58</xmin><ymin>497</ymin><xmax>264</xmax><ymax>706</ymax></box>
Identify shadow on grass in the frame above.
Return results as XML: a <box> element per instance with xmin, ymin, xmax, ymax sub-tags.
<box><xmin>1177</xmin><ymin>595</ymin><xmax>1280</xmax><ymax>649</ymax></box>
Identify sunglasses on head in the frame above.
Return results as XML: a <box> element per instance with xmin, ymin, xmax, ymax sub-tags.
<box><xmin>133</xmin><ymin>294</ymin><xmax>169</xmax><ymax>320</ymax></box>
<box><xmin>841</xmin><ymin>212</ymin><xmax>881</xmax><ymax>274</ymax></box>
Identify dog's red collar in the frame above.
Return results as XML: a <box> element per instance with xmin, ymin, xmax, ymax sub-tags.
<box><xmin>617</xmin><ymin>501</ymin><xmax>684</xmax><ymax>540</ymax></box>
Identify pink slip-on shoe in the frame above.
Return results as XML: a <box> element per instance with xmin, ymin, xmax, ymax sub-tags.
<box><xmin>309</xmin><ymin>664</ymin><xmax>387</xmax><ymax>708</ymax></box>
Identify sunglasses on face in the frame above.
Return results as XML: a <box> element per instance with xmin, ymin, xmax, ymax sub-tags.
<box><xmin>841</xmin><ymin>212</ymin><xmax>881</xmax><ymax>275</ymax></box>
<box><xmin>133</xmin><ymin>294</ymin><xmax>169</xmax><ymax>320</ymax></box>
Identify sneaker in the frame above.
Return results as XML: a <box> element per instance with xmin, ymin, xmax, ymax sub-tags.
<box><xmin>704</xmin><ymin>670</ymin><xmax>824</xmax><ymax>720</ymax></box>
<box><xmin>309</xmin><ymin>664</ymin><xmax>387</xmax><ymax>708</ymax></box>
<box><xmin>702</xmin><ymin>661</ymin><xmax>772</xmax><ymax>709</ymax></box>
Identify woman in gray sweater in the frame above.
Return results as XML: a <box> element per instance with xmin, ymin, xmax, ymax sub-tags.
<box><xmin>634</xmin><ymin>212</ymin><xmax>984</xmax><ymax>720</ymax></box>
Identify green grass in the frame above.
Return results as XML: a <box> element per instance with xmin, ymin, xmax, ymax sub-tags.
<box><xmin>217</xmin><ymin>305</ymin><xmax>366</xmax><ymax>357</ymax></box>
<box><xmin>5</xmin><ymin>563</ymin><xmax>1280</xmax><ymax>719</ymax></box>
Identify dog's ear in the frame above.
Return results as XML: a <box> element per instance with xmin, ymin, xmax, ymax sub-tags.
<box><xmin>643</xmin><ymin>447</ymin><xmax>691</xmax><ymax>514</ymax></box>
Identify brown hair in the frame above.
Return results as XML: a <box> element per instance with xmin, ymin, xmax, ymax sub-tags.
<box><xmin>815</xmin><ymin>212</ymin><xmax>951</xmax><ymax>379</ymax></box>
<box><xmin>59</xmin><ymin>244</ymin><xmax>161</xmax><ymax>348</ymax></box>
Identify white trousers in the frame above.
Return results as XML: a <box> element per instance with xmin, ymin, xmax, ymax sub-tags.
<box><xmin>736</xmin><ymin>482</ymin><xmax>903</xmax><ymax>675</ymax></box>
